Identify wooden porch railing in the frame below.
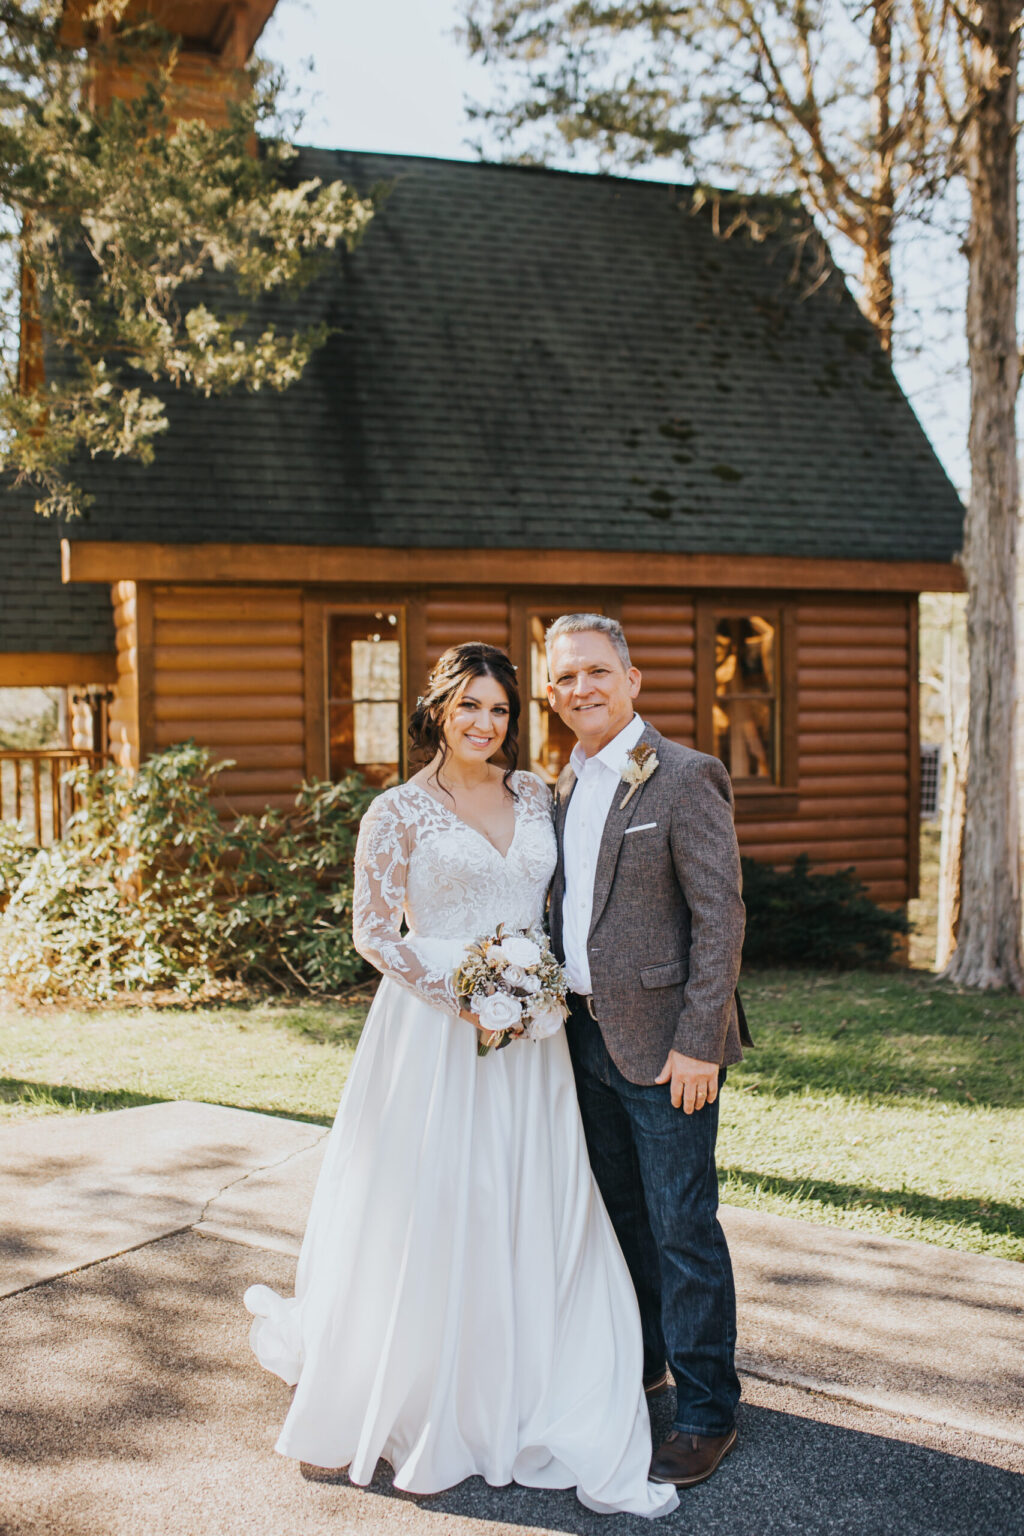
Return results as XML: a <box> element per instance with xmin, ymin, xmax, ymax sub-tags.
<box><xmin>0</xmin><ymin>750</ymin><xmax>108</xmax><ymax>847</ymax></box>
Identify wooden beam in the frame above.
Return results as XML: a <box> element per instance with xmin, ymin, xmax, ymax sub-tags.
<box><xmin>223</xmin><ymin>0</ymin><xmax>280</xmax><ymax>64</ymax></box>
<box><xmin>0</xmin><ymin>653</ymin><xmax>118</xmax><ymax>687</ymax></box>
<box><xmin>61</xmin><ymin>541</ymin><xmax>967</xmax><ymax>594</ymax></box>
<box><xmin>61</xmin><ymin>0</ymin><xmax>280</xmax><ymax>60</ymax></box>
<box><xmin>906</xmin><ymin>595</ymin><xmax>921</xmax><ymax>901</ymax></box>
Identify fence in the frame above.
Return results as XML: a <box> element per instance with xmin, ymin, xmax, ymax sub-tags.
<box><xmin>0</xmin><ymin>750</ymin><xmax>107</xmax><ymax>847</ymax></box>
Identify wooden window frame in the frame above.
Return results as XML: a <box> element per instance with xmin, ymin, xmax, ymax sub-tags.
<box><xmin>303</xmin><ymin>593</ymin><xmax>410</xmax><ymax>783</ymax></box>
<box><xmin>695</xmin><ymin>594</ymin><xmax>798</xmax><ymax>818</ymax></box>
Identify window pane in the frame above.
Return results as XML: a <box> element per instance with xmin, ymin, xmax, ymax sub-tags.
<box><xmin>715</xmin><ymin>615</ymin><xmax>775</xmax><ymax>694</ymax></box>
<box><xmin>328</xmin><ymin>611</ymin><xmax>402</xmax><ymax>787</ymax></box>
<box><xmin>713</xmin><ymin>698</ymin><xmax>775</xmax><ymax>780</ymax></box>
<box><xmin>714</xmin><ymin>614</ymin><xmax>778</xmax><ymax>781</ymax></box>
<box><xmin>354</xmin><ymin>699</ymin><xmax>400</xmax><ymax>765</ymax></box>
<box><xmin>528</xmin><ymin>616</ymin><xmax>578</xmax><ymax>782</ymax></box>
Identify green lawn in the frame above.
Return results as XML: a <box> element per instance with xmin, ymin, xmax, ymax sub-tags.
<box><xmin>1</xmin><ymin>967</ymin><xmax>1021</xmax><ymax>1261</ymax></box>
<box><xmin>718</xmin><ymin>969</ymin><xmax>1024</xmax><ymax>1261</ymax></box>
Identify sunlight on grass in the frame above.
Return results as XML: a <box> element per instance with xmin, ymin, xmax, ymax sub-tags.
<box><xmin>0</xmin><ymin>995</ymin><xmax>371</xmax><ymax>1126</ymax></box>
<box><xmin>723</xmin><ymin>969</ymin><xmax>1024</xmax><ymax>1259</ymax></box>
<box><xmin>1</xmin><ymin>967</ymin><xmax>1021</xmax><ymax>1260</ymax></box>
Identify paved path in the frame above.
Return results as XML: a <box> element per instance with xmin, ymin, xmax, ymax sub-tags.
<box><xmin>1</xmin><ymin>1102</ymin><xmax>1022</xmax><ymax>1536</ymax></box>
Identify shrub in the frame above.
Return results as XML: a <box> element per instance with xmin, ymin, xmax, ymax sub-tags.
<box><xmin>0</xmin><ymin>821</ymin><xmax>37</xmax><ymax>904</ymax></box>
<box><xmin>0</xmin><ymin>743</ymin><xmax>379</xmax><ymax>1002</ymax></box>
<box><xmin>740</xmin><ymin>853</ymin><xmax>908</xmax><ymax>969</ymax></box>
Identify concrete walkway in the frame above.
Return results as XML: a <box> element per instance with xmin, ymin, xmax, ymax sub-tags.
<box><xmin>1</xmin><ymin>1101</ymin><xmax>1022</xmax><ymax>1536</ymax></box>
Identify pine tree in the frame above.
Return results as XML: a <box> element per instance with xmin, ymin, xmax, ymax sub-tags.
<box><xmin>1</xmin><ymin>1</ymin><xmax>374</xmax><ymax>517</ymax></box>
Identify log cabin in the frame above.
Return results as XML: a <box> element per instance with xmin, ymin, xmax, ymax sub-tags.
<box><xmin>0</xmin><ymin>4</ymin><xmax>965</xmax><ymax>915</ymax></box>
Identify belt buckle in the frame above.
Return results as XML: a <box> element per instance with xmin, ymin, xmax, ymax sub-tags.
<box><xmin>585</xmin><ymin>995</ymin><xmax>599</xmax><ymax>1022</ymax></box>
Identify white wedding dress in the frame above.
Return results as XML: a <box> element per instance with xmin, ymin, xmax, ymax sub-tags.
<box><xmin>244</xmin><ymin>771</ymin><xmax>678</xmax><ymax>1518</ymax></box>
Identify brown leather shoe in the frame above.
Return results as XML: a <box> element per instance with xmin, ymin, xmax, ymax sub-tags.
<box><xmin>643</xmin><ymin>1366</ymin><xmax>672</xmax><ymax>1398</ymax></box>
<box><xmin>649</xmin><ymin>1426</ymin><xmax>737</xmax><ymax>1486</ymax></box>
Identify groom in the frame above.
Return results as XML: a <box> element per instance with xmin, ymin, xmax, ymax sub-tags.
<box><xmin>546</xmin><ymin>612</ymin><xmax>749</xmax><ymax>1488</ymax></box>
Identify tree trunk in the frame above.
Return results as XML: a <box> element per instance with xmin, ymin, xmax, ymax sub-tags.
<box><xmin>944</xmin><ymin>0</ymin><xmax>1023</xmax><ymax>990</ymax></box>
<box><xmin>936</xmin><ymin>609</ymin><xmax>968</xmax><ymax>969</ymax></box>
<box><xmin>863</xmin><ymin>0</ymin><xmax>895</xmax><ymax>351</ymax></box>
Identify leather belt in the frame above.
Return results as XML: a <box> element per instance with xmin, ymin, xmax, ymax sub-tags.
<box><xmin>571</xmin><ymin>991</ymin><xmax>599</xmax><ymax>1022</ymax></box>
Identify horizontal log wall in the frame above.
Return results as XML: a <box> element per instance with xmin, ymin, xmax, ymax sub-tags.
<box><xmin>151</xmin><ymin>585</ymin><xmax>304</xmax><ymax>814</ymax></box>
<box><xmin>621</xmin><ymin>594</ymin><xmax>696</xmax><ymax>745</ymax></box>
<box><xmin>424</xmin><ymin>594</ymin><xmax>510</xmax><ymax>664</ymax></box>
<box><xmin>737</xmin><ymin>596</ymin><xmax>913</xmax><ymax>903</ymax></box>
<box><xmin>137</xmin><ymin>582</ymin><xmax>914</xmax><ymax>903</ymax></box>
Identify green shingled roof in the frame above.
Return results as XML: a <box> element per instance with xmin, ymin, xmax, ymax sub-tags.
<box><xmin>48</xmin><ymin>149</ymin><xmax>960</xmax><ymax>570</ymax></box>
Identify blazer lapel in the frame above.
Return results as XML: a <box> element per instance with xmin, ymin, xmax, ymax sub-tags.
<box><xmin>588</xmin><ymin>723</ymin><xmax>662</xmax><ymax>939</ymax></box>
<box><xmin>550</xmin><ymin>766</ymin><xmax>577</xmax><ymax>954</ymax></box>
<box><xmin>554</xmin><ymin>766</ymin><xmax>577</xmax><ymax>842</ymax></box>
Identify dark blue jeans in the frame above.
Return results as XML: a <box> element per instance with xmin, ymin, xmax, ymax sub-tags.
<box><xmin>565</xmin><ymin>995</ymin><xmax>740</xmax><ymax>1438</ymax></box>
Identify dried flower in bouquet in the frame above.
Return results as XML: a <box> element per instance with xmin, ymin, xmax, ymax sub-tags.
<box><xmin>454</xmin><ymin>924</ymin><xmax>569</xmax><ymax>1057</ymax></box>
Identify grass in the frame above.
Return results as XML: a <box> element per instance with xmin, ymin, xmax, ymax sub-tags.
<box><xmin>721</xmin><ymin>968</ymin><xmax>1024</xmax><ymax>1261</ymax></box>
<box><xmin>907</xmin><ymin>821</ymin><xmax>941</xmax><ymax>970</ymax></box>
<box><xmin>1</xmin><ymin>966</ymin><xmax>1021</xmax><ymax>1262</ymax></box>
<box><xmin>0</xmin><ymin>994</ymin><xmax>370</xmax><ymax>1127</ymax></box>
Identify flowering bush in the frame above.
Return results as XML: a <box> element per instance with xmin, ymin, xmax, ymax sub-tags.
<box><xmin>0</xmin><ymin>743</ymin><xmax>379</xmax><ymax>1002</ymax></box>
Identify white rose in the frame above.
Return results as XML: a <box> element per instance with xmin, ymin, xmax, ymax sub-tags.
<box><xmin>477</xmin><ymin>992</ymin><xmax>524</xmax><ymax>1031</ymax></box>
<box><xmin>503</xmin><ymin>964</ymin><xmax>528</xmax><ymax>988</ymax></box>
<box><xmin>521</xmin><ymin>974</ymin><xmax>542</xmax><ymax>994</ymax></box>
<box><xmin>525</xmin><ymin>1005</ymin><xmax>564</xmax><ymax>1040</ymax></box>
<box><xmin>500</xmin><ymin>934</ymin><xmax>542</xmax><ymax>968</ymax></box>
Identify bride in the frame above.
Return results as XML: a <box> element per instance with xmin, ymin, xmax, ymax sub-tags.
<box><xmin>244</xmin><ymin>642</ymin><xmax>678</xmax><ymax>1518</ymax></box>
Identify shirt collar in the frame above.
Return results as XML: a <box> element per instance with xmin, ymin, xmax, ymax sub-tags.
<box><xmin>570</xmin><ymin>713</ymin><xmax>646</xmax><ymax>778</ymax></box>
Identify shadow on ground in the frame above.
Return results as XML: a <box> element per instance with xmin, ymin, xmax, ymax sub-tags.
<box><xmin>723</xmin><ymin>1165</ymin><xmax>1024</xmax><ymax>1251</ymax></box>
<box><xmin>0</xmin><ymin>1075</ymin><xmax>332</xmax><ymax>1127</ymax></box>
<box><xmin>1</xmin><ymin>1230</ymin><xmax>1021</xmax><ymax>1536</ymax></box>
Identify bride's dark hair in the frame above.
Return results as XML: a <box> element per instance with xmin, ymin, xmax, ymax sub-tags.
<box><xmin>408</xmin><ymin>642</ymin><xmax>520</xmax><ymax>796</ymax></box>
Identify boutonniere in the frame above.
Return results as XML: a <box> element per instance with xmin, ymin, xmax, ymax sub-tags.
<box><xmin>619</xmin><ymin>742</ymin><xmax>659</xmax><ymax>808</ymax></box>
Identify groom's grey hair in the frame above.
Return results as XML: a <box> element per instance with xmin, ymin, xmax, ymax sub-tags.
<box><xmin>545</xmin><ymin>613</ymin><xmax>632</xmax><ymax>673</ymax></box>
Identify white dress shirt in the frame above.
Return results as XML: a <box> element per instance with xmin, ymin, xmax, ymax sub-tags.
<box><xmin>562</xmin><ymin>713</ymin><xmax>647</xmax><ymax>995</ymax></box>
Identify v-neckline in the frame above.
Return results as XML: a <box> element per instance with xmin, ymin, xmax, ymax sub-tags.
<box><xmin>409</xmin><ymin>777</ymin><xmax>521</xmax><ymax>862</ymax></box>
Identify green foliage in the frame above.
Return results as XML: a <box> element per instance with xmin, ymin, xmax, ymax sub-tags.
<box><xmin>0</xmin><ymin>818</ymin><xmax>36</xmax><ymax>898</ymax></box>
<box><xmin>0</xmin><ymin>685</ymin><xmax>62</xmax><ymax>748</ymax></box>
<box><xmin>0</xmin><ymin>2</ymin><xmax>376</xmax><ymax>516</ymax></box>
<box><xmin>741</xmin><ymin>853</ymin><xmax>908</xmax><ymax>969</ymax></box>
<box><xmin>0</xmin><ymin>742</ymin><xmax>379</xmax><ymax>1000</ymax></box>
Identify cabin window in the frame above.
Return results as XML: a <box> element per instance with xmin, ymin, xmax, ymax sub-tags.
<box><xmin>527</xmin><ymin>614</ymin><xmax>579</xmax><ymax>783</ymax></box>
<box><xmin>696</xmin><ymin>598</ymin><xmax>797</xmax><ymax>809</ymax></box>
<box><xmin>712</xmin><ymin>613</ymin><xmax>779</xmax><ymax>781</ymax></box>
<box><xmin>327</xmin><ymin>609</ymin><xmax>403</xmax><ymax>787</ymax></box>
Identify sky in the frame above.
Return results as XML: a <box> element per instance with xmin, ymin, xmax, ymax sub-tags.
<box><xmin>261</xmin><ymin>0</ymin><xmax>970</xmax><ymax>494</ymax></box>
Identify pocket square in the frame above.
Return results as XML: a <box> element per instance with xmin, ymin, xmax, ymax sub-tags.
<box><xmin>624</xmin><ymin>822</ymin><xmax>657</xmax><ymax>835</ymax></box>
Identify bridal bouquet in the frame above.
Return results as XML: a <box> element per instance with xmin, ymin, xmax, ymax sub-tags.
<box><xmin>454</xmin><ymin>925</ymin><xmax>569</xmax><ymax>1057</ymax></box>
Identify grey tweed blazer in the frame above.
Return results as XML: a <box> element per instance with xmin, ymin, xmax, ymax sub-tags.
<box><xmin>550</xmin><ymin>723</ymin><xmax>747</xmax><ymax>1085</ymax></box>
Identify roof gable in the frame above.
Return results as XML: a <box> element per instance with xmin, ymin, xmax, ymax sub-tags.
<box><xmin>54</xmin><ymin>149</ymin><xmax>963</xmax><ymax>562</ymax></box>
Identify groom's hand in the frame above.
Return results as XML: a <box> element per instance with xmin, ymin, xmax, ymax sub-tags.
<box><xmin>656</xmin><ymin>1051</ymin><xmax>719</xmax><ymax>1113</ymax></box>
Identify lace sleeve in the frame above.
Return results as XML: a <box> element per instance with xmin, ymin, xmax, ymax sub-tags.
<box><xmin>352</xmin><ymin>792</ymin><xmax>461</xmax><ymax>1016</ymax></box>
<box><xmin>515</xmin><ymin>771</ymin><xmax>554</xmax><ymax>819</ymax></box>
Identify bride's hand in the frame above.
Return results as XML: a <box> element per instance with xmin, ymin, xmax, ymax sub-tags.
<box><xmin>459</xmin><ymin>1007</ymin><xmax>502</xmax><ymax>1049</ymax></box>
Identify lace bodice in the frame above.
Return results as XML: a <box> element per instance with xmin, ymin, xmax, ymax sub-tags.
<box><xmin>352</xmin><ymin>772</ymin><xmax>557</xmax><ymax>1016</ymax></box>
